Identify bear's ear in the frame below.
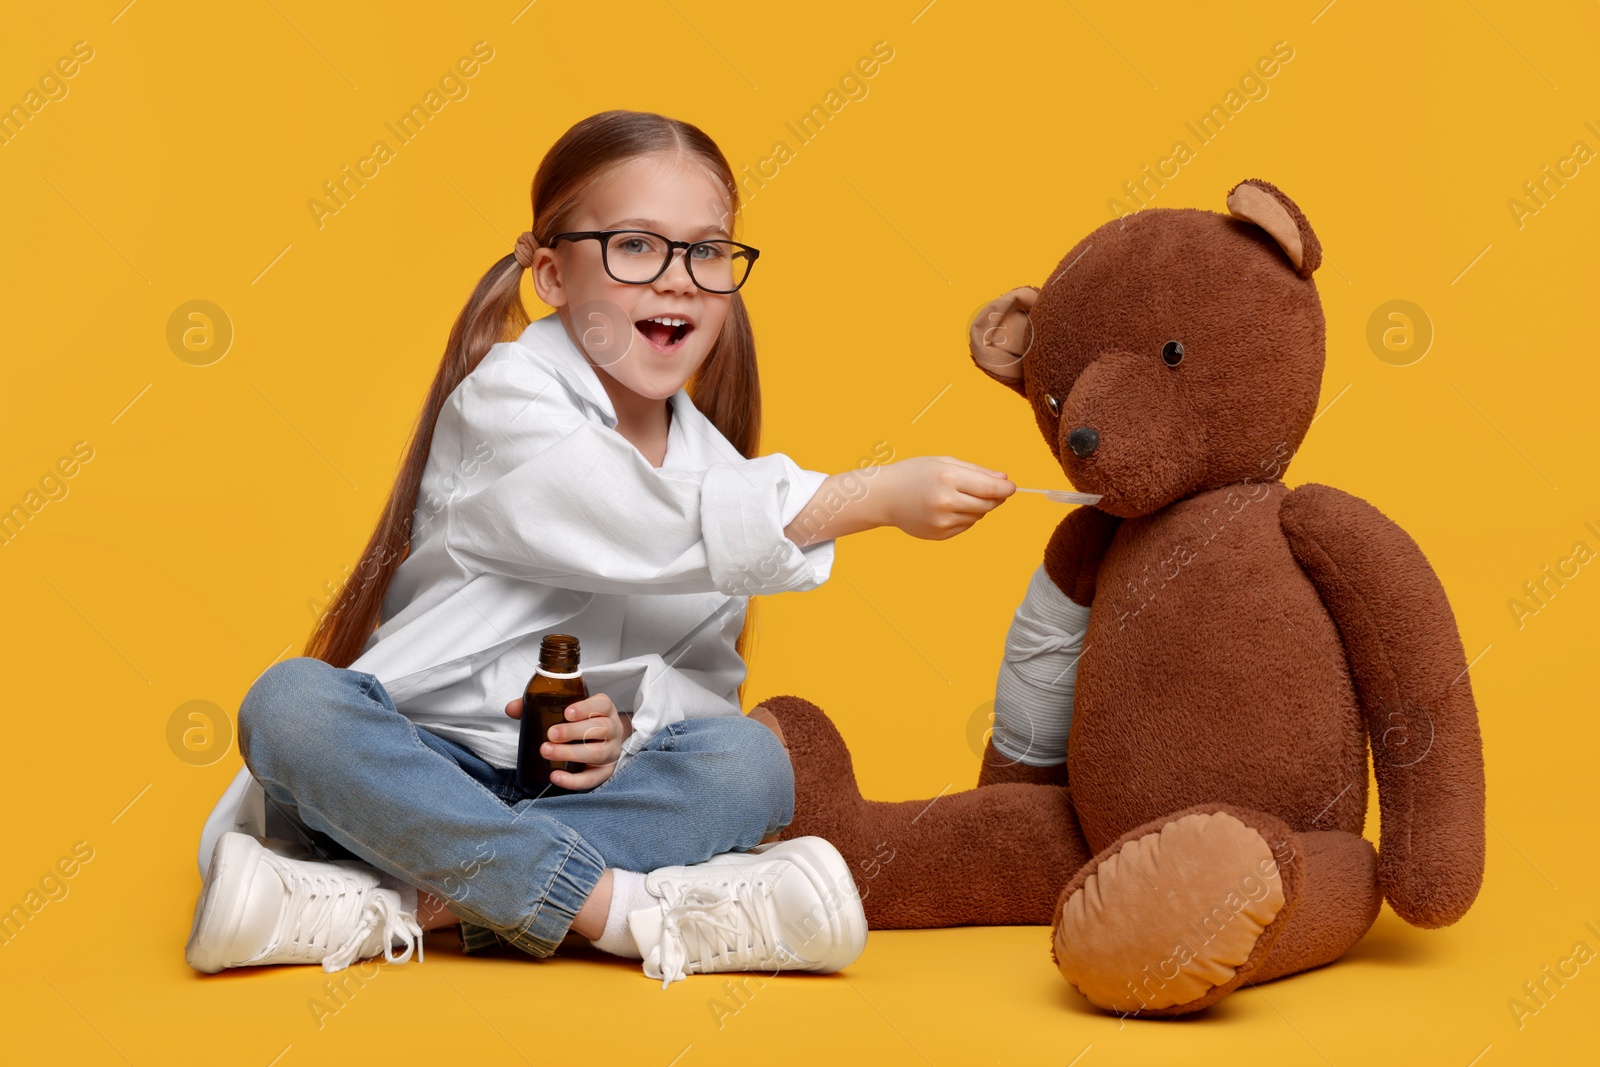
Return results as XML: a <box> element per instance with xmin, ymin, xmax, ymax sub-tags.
<box><xmin>1226</xmin><ymin>179</ymin><xmax>1322</xmax><ymax>278</ymax></box>
<box><xmin>967</xmin><ymin>285</ymin><xmax>1038</xmax><ymax>397</ymax></box>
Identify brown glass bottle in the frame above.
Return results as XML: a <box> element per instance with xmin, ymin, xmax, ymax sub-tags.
<box><xmin>516</xmin><ymin>634</ymin><xmax>591</xmax><ymax>798</ymax></box>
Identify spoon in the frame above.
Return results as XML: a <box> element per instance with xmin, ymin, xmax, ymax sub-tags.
<box><xmin>1014</xmin><ymin>487</ymin><xmax>1103</xmax><ymax>506</ymax></box>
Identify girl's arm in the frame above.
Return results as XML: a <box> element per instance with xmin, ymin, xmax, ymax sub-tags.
<box><xmin>785</xmin><ymin>457</ymin><xmax>1016</xmax><ymax>547</ymax></box>
<box><xmin>440</xmin><ymin>359</ymin><xmax>833</xmax><ymax>598</ymax></box>
<box><xmin>441</xmin><ymin>355</ymin><xmax>1014</xmax><ymax>597</ymax></box>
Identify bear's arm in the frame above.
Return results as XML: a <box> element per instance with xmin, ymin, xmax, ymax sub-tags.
<box><xmin>1279</xmin><ymin>483</ymin><xmax>1485</xmax><ymax>928</ymax></box>
<box><xmin>1043</xmin><ymin>505</ymin><xmax>1122</xmax><ymax>607</ymax></box>
<box><xmin>977</xmin><ymin>506</ymin><xmax>1119</xmax><ymax>788</ymax></box>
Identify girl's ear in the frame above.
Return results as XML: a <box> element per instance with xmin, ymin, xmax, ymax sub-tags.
<box><xmin>1225</xmin><ymin>179</ymin><xmax>1322</xmax><ymax>278</ymax></box>
<box><xmin>968</xmin><ymin>286</ymin><xmax>1037</xmax><ymax>398</ymax></box>
<box><xmin>530</xmin><ymin>247</ymin><xmax>567</xmax><ymax>307</ymax></box>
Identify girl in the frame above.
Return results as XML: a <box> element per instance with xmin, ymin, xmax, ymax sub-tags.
<box><xmin>185</xmin><ymin>109</ymin><xmax>1017</xmax><ymax>987</ymax></box>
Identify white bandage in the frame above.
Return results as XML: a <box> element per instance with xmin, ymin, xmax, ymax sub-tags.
<box><xmin>990</xmin><ymin>563</ymin><xmax>1090</xmax><ymax>767</ymax></box>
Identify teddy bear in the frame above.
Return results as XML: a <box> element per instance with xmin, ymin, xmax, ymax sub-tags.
<box><xmin>757</xmin><ymin>179</ymin><xmax>1486</xmax><ymax>1017</ymax></box>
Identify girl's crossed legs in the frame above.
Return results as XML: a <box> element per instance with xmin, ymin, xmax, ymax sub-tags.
<box><xmin>236</xmin><ymin>656</ymin><xmax>794</xmax><ymax>959</ymax></box>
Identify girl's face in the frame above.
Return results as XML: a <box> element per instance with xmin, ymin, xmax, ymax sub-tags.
<box><xmin>531</xmin><ymin>153</ymin><xmax>736</xmax><ymax>402</ymax></box>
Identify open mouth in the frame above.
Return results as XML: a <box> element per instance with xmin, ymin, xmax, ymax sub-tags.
<box><xmin>634</xmin><ymin>315</ymin><xmax>695</xmax><ymax>354</ymax></box>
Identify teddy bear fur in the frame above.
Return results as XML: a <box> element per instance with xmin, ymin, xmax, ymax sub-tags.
<box><xmin>758</xmin><ymin>180</ymin><xmax>1486</xmax><ymax>1017</ymax></box>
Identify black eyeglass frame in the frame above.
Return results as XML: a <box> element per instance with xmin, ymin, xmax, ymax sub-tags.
<box><xmin>547</xmin><ymin>229</ymin><xmax>761</xmax><ymax>294</ymax></box>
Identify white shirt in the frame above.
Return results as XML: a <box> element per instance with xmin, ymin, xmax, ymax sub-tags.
<box><xmin>349</xmin><ymin>311</ymin><xmax>837</xmax><ymax>771</ymax></box>
<box><xmin>195</xmin><ymin>311</ymin><xmax>835</xmax><ymax>873</ymax></box>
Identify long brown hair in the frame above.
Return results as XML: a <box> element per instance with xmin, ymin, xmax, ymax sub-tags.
<box><xmin>305</xmin><ymin>110</ymin><xmax>763</xmax><ymax>700</ymax></box>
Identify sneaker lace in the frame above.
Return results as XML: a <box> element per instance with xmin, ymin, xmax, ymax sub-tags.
<box><xmin>266</xmin><ymin>861</ymin><xmax>424</xmax><ymax>973</ymax></box>
<box><xmin>322</xmin><ymin>890</ymin><xmax>425</xmax><ymax>974</ymax></box>
<box><xmin>648</xmin><ymin>877</ymin><xmax>787</xmax><ymax>989</ymax></box>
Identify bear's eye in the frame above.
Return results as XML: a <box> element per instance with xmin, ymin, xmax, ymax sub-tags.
<box><xmin>1162</xmin><ymin>340</ymin><xmax>1185</xmax><ymax>366</ymax></box>
<box><xmin>1045</xmin><ymin>394</ymin><xmax>1061</xmax><ymax>418</ymax></box>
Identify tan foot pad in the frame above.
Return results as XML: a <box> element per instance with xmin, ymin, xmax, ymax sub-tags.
<box><xmin>1055</xmin><ymin>811</ymin><xmax>1285</xmax><ymax>1012</ymax></box>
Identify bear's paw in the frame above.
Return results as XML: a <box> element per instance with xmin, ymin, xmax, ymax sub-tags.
<box><xmin>1053</xmin><ymin>810</ymin><xmax>1292</xmax><ymax>1014</ymax></box>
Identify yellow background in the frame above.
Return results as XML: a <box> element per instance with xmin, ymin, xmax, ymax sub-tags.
<box><xmin>3</xmin><ymin>1</ymin><xmax>1596</xmax><ymax>1063</ymax></box>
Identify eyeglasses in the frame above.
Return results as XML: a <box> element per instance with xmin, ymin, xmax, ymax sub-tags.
<box><xmin>548</xmin><ymin>229</ymin><xmax>760</xmax><ymax>294</ymax></box>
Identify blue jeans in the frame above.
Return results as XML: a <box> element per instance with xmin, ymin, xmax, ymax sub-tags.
<box><xmin>237</xmin><ymin>656</ymin><xmax>794</xmax><ymax>958</ymax></box>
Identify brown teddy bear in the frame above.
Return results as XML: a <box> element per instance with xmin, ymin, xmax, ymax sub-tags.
<box><xmin>759</xmin><ymin>179</ymin><xmax>1486</xmax><ymax>1017</ymax></box>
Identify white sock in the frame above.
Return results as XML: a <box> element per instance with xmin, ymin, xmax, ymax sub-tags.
<box><xmin>368</xmin><ymin>867</ymin><xmax>418</xmax><ymax>904</ymax></box>
<box><xmin>368</xmin><ymin>870</ymin><xmax>420</xmax><ymax>948</ymax></box>
<box><xmin>590</xmin><ymin>869</ymin><xmax>653</xmax><ymax>959</ymax></box>
<box><xmin>400</xmin><ymin>886</ymin><xmax>419</xmax><ymax>915</ymax></box>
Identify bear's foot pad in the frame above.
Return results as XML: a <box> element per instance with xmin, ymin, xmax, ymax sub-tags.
<box><xmin>1055</xmin><ymin>811</ymin><xmax>1285</xmax><ymax>1013</ymax></box>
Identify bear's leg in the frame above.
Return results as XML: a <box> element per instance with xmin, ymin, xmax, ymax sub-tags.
<box><xmin>1052</xmin><ymin>804</ymin><xmax>1306</xmax><ymax>1017</ymax></box>
<box><xmin>757</xmin><ymin>694</ymin><xmax>1090</xmax><ymax>929</ymax></box>
<box><xmin>1250</xmin><ymin>830</ymin><xmax>1381</xmax><ymax>983</ymax></box>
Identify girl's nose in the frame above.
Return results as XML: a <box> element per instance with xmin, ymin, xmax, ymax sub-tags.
<box><xmin>655</xmin><ymin>247</ymin><xmax>697</xmax><ymax>291</ymax></box>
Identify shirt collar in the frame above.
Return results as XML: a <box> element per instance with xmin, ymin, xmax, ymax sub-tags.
<box><xmin>516</xmin><ymin>312</ymin><xmax>692</xmax><ymax>451</ymax></box>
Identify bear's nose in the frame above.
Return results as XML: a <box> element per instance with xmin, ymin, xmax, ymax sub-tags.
<box><xmin>1067</xmin><ymin>427</ymin><xmax>1100</xmax><ymax>458</ymax></box>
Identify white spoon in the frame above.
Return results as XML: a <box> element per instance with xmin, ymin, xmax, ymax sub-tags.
<box><xmin>1015</xmin><ymin>487</ymin><xmax>1103</xmax><ymax>506</ymax></box>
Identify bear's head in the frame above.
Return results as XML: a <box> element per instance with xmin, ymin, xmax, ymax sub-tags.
<box><xmin>969</xmin><ymin>179</ymin><xmax>1326</xmax><ymax>518</ymax></box>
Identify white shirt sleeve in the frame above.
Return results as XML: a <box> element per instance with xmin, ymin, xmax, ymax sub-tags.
<box><xmin>990</xmin><ymin>563</ymin><xmax>1091</xmax><ymax>767</ymax></box>
<box><xmin>439</xmin><ymin>352</ymin><xmax>834</xmax><ymax>598</ymax></box>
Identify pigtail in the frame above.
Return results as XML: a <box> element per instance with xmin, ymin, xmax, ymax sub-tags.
<box><xmin>304</xmin><ymin>254</ymin><xmax>529</xmax><ymax>667</ymax></box>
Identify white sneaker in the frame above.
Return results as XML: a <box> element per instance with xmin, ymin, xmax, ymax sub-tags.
<box><xmin>628</xmin><ymin>836</ymin><xmax>867</xmax><ymax>989</ymax></box>
<box><xmin>186</xmin><ymin>832</ymin><xmax>424</xmax><ymax>974</ymax></box>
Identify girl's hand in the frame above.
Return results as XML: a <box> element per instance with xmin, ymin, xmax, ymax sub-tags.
<box><xmin>503</xmin><ymin>693</ymin><xmax>634</xmax><ymax>790</ymax></box>
<box><xmin>876</xmin><ymin>456</ymin><xmax>1015</xmax><ymax>540</ymax></box>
